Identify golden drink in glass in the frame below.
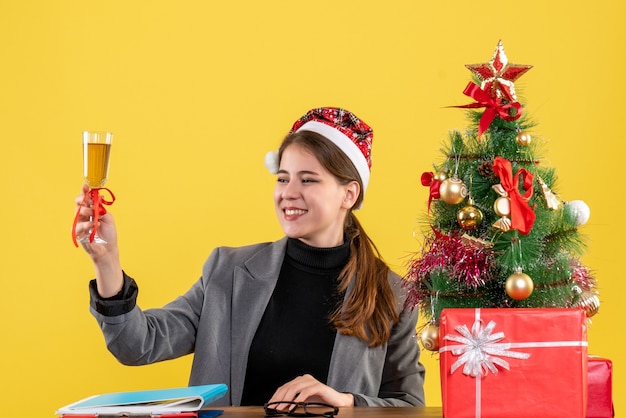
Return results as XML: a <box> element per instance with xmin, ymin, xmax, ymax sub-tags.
<box><xmin>84</xmin><ymin>142</ymin><xmax>112</xmax><ymax>187</ymax></box>
<box><xmin>80</xmin><ymin>131</ymin><xmax>113</xmax><ymax>244</ymax></box>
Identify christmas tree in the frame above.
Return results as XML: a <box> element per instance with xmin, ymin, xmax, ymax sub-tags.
<box><xmin>404</xmin><ymin>41</ymin><xmax>599</xmax><ymax>352</ymax></box>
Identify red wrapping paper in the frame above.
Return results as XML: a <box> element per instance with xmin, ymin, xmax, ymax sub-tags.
<box><xmin>439</xmin><ymin>308</ymin><xmax>588</xmax><ymax>418</ymax></box>
<box><xmin>586</xmin><ymin>356</ymin><xmax>614</xmax><ymax>418</ymax></box>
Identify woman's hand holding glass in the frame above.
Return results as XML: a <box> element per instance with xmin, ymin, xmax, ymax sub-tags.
<box><xmin>74</xmin><ymin>183</ymin><xmax>124</xmax><ymax>297</ymax></box>
<box><xmin>74</xmin><ymin>184</ymin><xmax>117</xmax><ymax>252</ymax></box>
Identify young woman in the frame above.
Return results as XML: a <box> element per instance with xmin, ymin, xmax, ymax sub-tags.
<box><xmin>74</xmin><ymin>107</ymin><xmax>426</xmax><ymax>407</ymax></box>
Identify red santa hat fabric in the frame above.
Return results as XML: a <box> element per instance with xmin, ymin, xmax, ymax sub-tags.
<box><xmin>290</xmin><ymin>107</ymin><xmax>373</xmax><ymax>195</ymax></box>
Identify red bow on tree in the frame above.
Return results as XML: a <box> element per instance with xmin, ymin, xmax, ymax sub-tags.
<box><xmin>492</xmin><ymin>157</ymin><xmax>535</xmax><ymax>235</ymax></box>
<box><xmin>453</xmin><ymin>82</ymin><xmax>523</xmax><ymax>139</ymax></box>
<box><xmin>421</xmin><ymin>171</ymin><xmax>441</xmax><ymax>213</ymax></box>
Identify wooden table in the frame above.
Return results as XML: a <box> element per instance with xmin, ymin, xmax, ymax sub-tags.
<box><xmin>215</xmin><ymin>406</ymin><xmax>443</xmax><ymax>418</ymax></box>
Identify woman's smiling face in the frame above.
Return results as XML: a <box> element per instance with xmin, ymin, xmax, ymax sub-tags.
<box><xmin>274</xmin><ymin>144</ymin><xmax>359</xmax><ymax>248</ymax></box>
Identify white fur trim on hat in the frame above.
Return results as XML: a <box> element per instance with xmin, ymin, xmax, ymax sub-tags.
<box><xmin>295</xmin><ymin>120</ymin><xmax>370</xmax><ymax>194</ymax></box>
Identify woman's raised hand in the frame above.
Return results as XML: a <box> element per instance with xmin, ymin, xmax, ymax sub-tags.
<box><xmin>73</xmin><ymin>183</ymin><xmax>123</xmax><ymax>298</ymax></box>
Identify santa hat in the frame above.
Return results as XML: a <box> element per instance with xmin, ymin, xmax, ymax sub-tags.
<box><xmin>266</xmin><ymin>107</ymin><xmax>373</xmax><ymax>197</ymax></box>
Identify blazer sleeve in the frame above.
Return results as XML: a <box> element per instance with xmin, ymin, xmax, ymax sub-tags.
<box><xmin>89</xmin><ymin>258</ymin><xmax>213</xmax><ymax>366</ymax></box>
<box><xmin>88</xmin><ymin>241</ymin><xmax>277</xmax><ymax>369</ymax></box>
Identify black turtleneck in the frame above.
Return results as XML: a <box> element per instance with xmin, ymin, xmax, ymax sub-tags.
<box><xmin>240</xmin><ymin>238</ymin><xmax>350</xmax><ymax>405</ymax></box>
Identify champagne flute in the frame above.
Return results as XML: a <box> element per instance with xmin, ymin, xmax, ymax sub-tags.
<box><xmin>72</xmin><ymin>131</ymin><xmax>115</xmax><ymax>246</ymax></box>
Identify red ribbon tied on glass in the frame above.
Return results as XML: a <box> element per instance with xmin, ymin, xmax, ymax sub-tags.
<box><xmin>492</xmin><ymin>157</ymin><xmax>535</xmax><ymax>235</ymax></box>
<box><xmin>454</xmin><ymin>82</ymin><xmax>523</xmax><ymax>139</ymax></box>
<box><xmin>421</xmin><ymin>171</ymin><xmax>441</xmax><ymax>213</ymax></box>
<box><xmin>71</xmin><ymin>188</ymin><xmax>115</xmax><ymax>247</ymax></box>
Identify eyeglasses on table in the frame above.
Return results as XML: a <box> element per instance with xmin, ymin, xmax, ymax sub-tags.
<box><xmin>264</xmin><ymin>401</ymin><xmax>339</xmax><ymax>418</ymax></box>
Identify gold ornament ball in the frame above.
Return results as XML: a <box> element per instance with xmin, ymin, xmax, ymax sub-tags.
<box><xmin>457</xmin><ymin>205</ymin><xmax>484</xmax><ymax>230</ymax></box>
<box><xmin>439</xmin><ymin>177</ymin><xmax>468</xmax><ymax>205</ymax></box>
<box><xmin>516</xmin><ymin>131</ymin><xmax>532</xmax><ymax>146</ymax></box>
<box><xmin>433</xmin><ymin>171</ymin><xmax>448</xmax><ymax>182</ymax></box>
<box><xmin>420</xmin><ymin>324</ymin><xmax>440</xmax><ymax>351</ymax></box>
<box><xmin>575</xmin><ymin>290</ymin><xmax>600</xmax><ymax>317</ymax></box>
<box><xmin>505</xmin><ymin>271</ymin><xmax>534</xmax><ymax>300</ymax></box>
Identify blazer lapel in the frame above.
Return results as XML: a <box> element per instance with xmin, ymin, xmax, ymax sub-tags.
<box><xmin>327</xmin><ymin>278</ymin><xmax>369</xmax><ymax>390</ymax></box>
<box><xmin>327</xmin><ymin>330</ymin><xmax>369</xmax><ymax>390</ymax></box>
<box><xmin>230</xmin><ymin>237</ymin><xmax>287</xmax><ymax>404</ymax></box>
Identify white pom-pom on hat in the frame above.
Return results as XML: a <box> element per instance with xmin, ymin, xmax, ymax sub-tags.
<box><xmin>264</xmin><ymin>151</ymin><xmax>279</xmax><ymax>174</ymax></box>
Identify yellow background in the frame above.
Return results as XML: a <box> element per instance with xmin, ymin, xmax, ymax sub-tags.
<box><xmin>0</xmin><ymin>1</ymin><xmax>623</xmax><ymax>416</ymax></box>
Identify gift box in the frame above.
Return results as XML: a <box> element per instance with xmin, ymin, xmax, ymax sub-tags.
<box><xmin>439</xmin><ymin>308</ymin><xmax>588</xmax><ymax>418</ymax></box>
<box><xmin>586</xmin><ymin>356</ymin><xmax>614</xmax><ymax>418</ymax></box>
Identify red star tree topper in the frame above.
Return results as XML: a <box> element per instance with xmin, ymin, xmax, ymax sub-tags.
<box><xmin>465</xmin><ymin>40</ymin><xmax>533</xmax><ymax>102</ymax></box>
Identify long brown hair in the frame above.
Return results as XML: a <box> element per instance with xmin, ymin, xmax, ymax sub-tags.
<box><xmin>278</xmin><ymin>130</ymin><xmax>399</xmax><ymax>347</ymax></box>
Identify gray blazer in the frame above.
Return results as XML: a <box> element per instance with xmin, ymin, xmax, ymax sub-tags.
<box><xmin>91</xmin><ymin>237</ymin><xmax>425</xmax><ymax>406</ymax></box>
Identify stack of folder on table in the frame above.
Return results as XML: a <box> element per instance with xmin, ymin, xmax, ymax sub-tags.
<box><xmin>56</xmin><ymin>383</ymin><xmax>228</xmax><ymax>417</ymax></box>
